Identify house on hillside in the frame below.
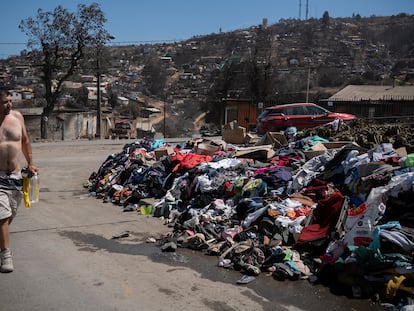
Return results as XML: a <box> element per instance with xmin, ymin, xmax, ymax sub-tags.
<box><xmin>21</xmin><ymin>107</ymin><xmax>105</xmax><ymax>141</ymax></box>
<box><xmin>117</xmin><ymin>96</ymin><xmax>129</xmax><ymax>106</ymax></box>
<box><xmin>10</xmin><ymin>90</ymin><xmax>22</xmax><ymax>101</ymax></box>
<box><xmin>136</xmin><ymin>118</ymin><xmax>156</xmax><ymax>138</ymax></box>
<box><xmin>319</xmin><ymin>85</ymin><xmax>414</xmax><ymax>118</ymax></box>
<box><xmin>160</xmin><ymin>56</ymin><xmax>172</xmax><ymax>63</ymax></box>
<box><xmin>0</xmin><ymin>72</ymin><xmax>9</xmax><ymax>85</ymax></box>
<box><xmin>86</xmin><ymin>86</ymin><xmax>108</xmax><ymax>104</ymax></box>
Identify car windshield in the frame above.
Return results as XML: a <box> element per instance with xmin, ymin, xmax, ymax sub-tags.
<box><xmin>258</xmin><ymin>110</ymin><xmax>271</xmax><ymax>118</ymax></box>
<box><xmin>259</xmin><ymin>109</ymin><xmax>284</xmax><ymax>117</ymax></box>
<box><xmin>115</xmin><ymin>123</ymin><xmax>131</xmax><ymax>129</ymax></box>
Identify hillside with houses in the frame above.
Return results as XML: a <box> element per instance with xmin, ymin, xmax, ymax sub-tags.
<box><xmin>1</xmin><ymin>13</ymin><xmax>414</xmax><ymax>140</ymax></box>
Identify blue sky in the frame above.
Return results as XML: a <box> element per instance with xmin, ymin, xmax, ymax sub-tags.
<box><xmin>1</xmin><ymin>0</ymin><xmax>413</xmax><ymax>58</ymax></box>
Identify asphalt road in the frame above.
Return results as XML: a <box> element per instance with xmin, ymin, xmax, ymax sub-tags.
<box><xmin>0</xmin><ymin>139</ymin><xmax>383</xmax><ymax>311</ymax></box>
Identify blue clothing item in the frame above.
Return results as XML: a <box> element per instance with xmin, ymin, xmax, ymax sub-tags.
<box><xmin>151</xmin><ymin>139</ymin><xmax>167</xmax><ymax>150</ymax></box>
<box><xmin>349</xmin><ymin>195</ymin><xmax>364</xmax><ymax>209</ymax></box>
<box><xmin>394</xmin><ymin>167</ymin><xmax>414</xmax><ymax>175</ymax></box>
<box><xmin>249</xmin><ymin>197</ymin><xmax>264</xmax><ymax>207</ymax></box>
<box><xmin>285</xmin><ymin>260</ymin><xmax>301</xmax><ymax>273</ymax></box>
<box><xmin>296</xmin><ymin>135</ymin><xmax>329</xmax><ymax>151</ymax></box>
<box><xmin>369</xmin><ymin>221</ymin><xmax>401</xmax><ymax>250</ymax></box>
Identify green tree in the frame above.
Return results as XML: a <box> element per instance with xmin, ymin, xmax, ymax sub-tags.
<box><xmin>19</xmin><ymin>3</ymin><xmax>112</xmax><ymax>139</ymax></box>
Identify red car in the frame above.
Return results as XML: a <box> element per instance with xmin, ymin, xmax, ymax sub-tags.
<box><xmin>256</xmin><ymin>103</ymin><xmax>355</xmax><ymax>134</ymax></box>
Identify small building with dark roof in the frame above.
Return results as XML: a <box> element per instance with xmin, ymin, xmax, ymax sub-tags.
<box><xmin>320</xmin><ymin>85</ymin><xmax>414</xmax><ymax>119</ymax></box>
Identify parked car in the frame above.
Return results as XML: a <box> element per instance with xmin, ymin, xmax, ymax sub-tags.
<box><xmin>256</xmin><ymin>103</ymin><xmax>356</xmax><ymax>134</ymax></box>
<box><xmin>110</xmin><ymin>120</ymin><xmax>136</xmax><ymax>139</ymax></box>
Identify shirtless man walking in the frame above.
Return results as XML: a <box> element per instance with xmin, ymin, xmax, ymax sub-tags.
<box><xmin>0</xmin><ymin>89</ymin><xmax>38</xmax><ymax>272</ymax></box>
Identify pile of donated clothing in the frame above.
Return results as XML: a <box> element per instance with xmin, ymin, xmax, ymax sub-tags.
<box><xmin>86</xmin><ymin>136</ymin><xmax>414</xmax><ymax>309</ymax></box>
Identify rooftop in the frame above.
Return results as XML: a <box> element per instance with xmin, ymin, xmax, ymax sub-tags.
<box><xmin>328</xmin><ymin>85</ymin><xmax>414</xmax><ymax>101</ymax></box>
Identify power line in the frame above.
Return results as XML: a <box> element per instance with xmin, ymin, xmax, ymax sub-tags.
<box><xmin>0</xmin><ymin>39</ymin><xmax>186</xmax><ymax>59</ymax></box>
<box><xmin>0</xmin><ymin>39</ymin><xmax>182</xmax><ymax>46</ymax></box>
<box><xmin>111</xmin><ymin>39</ymin><xmax>183</xmax><ymax>45</ymax></box>
<box><xmin>0</xmin><ymin>42</ymin><xmax>26</xmax><ymax>45</ymax></box>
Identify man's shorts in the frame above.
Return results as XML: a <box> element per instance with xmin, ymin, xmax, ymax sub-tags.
<box><xmin>0</xmin><ymin>171</ymin><xmax>23</xmax><ymax>220</ymax></box>
<box><xmin>0</xmin><ymin>189</ymin><xmax>22</xmax><ymax>220</ymax></box>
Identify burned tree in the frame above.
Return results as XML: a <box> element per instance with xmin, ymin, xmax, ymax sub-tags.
<box><xmin>19</xmin><ymin>3</ymin><xmax>112</xmax><ymax>139</ymax></box>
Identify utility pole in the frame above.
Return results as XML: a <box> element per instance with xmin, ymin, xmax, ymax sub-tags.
<box><xmin>163</xmin><ymin>93</ymin><xmax>166</xmax><ymax>138</ymax></box>
<box><xmin>306</xmin><ymin>62</ymin><xmax>311</xmax><ymax>103</ymax></box>
<box><xmin>96</xmin><ymin>49</ymin><xmax>101</xmax><ymax>138</ymax></box>
<box><xmin>95</xmin><ymin>35</ymin><xmax>115</xmax><ymax>139</ymax></box>
<box><xmin>306</xmin><ymin>0</ymin><xmax>309</xmax><ymax>20</ymax></box>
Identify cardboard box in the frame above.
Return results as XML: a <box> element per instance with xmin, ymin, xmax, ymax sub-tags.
<box><xmin>395</xmin><ymin>147</ymin><xmax>407</xmax><ymax>157</ymax></box>
<box><xmin>310</xmin><ymin>142</ymin><xmax>328</xmax><ymax>151</ymax></box>
<box><xmin>244</xmin><ymin>133</ymin><xmax>260</xmax><ymax>145</ymax></box>
<box><xmin>222</xmin><ymin>121</ymin><xmax>246</xmax><ymax>144</ymax></box>
<box><xmin>195</xmin><ymin>143</ymin><xmax>218</xmax><ymax>155</ymax></box>
<box><xmin>234</xmin><ymin>144</ymin><xmax>275</xmax><ymax>160</ymax></box>
<box><xmin>154</xmin><ymin>147</ymin><xmax>174</xmax><ymax>160</ymax></box>
<box><xmin>255</xmin><ymin>131</ymin><xmax>288</xmax><ymax>148</ymax></box>
<box><xmin>303</xmin><ymin>141</ymin><xmax>356</xmax><ymax>160</ymax></box>
<box><xmin>323</xmin><ymin>141</ymin><xmax>355</xmax><ymax>149</ymax></box>
<box><xmin>302</xmin><ymin>142</ymin><xmax>327</xmax><ymax>160</ymax></box>
<box><xmin>195</xmin><ymin>139</ymin><xmax>225</xmax><ymax>156</ymax></box>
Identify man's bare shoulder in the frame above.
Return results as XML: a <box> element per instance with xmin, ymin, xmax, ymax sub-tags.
<box><xmin>9</xmin><ymin>110</ymin><xmax>24</xmax><ymax>122</ymax></box>
<box><xmin>10</xmin><ymin>110</ymin><xmax>23</xmax><ymax>117</ymax></box>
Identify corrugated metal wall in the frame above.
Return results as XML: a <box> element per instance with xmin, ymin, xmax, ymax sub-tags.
<box><xmin>225</xmin><ymin>100</ymin><xmax>258</xmax><ymax>130</ymax></box>
<box><xmin>319</xmin><ymin>100</ymin><xmax>414</xmax><ymax>118</ymax></box>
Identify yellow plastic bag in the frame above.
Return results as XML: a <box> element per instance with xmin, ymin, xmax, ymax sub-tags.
<box><xmin>23</xmin><ymin>177</ymin><xmax>31</xmax><ymax>208</ymax></box>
